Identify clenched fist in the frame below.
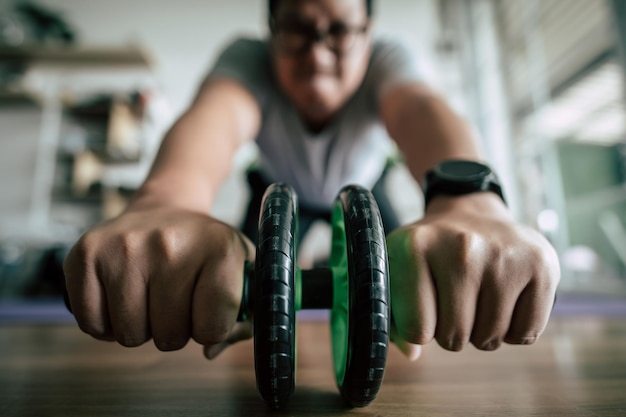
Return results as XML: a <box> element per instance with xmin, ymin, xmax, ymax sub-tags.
<box><xmin>387</xmin><ymin>193</ymin><xmax>560</xmax><ymax>356</ymax></box>
<box><xmin>63</xmin><ymin>207</ymin><xmax>254</xmax><ymax>355</ymax></box>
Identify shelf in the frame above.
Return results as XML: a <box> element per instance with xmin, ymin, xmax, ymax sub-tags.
<box><xmin>0</xmin><ymin>44</ymin><xmax>152</xmax><ymax>68</ymax></box>
<box><xmin>0</xmin><ymin>90</ymin><xmax>39</xmax><ymax>107</ymax></box>
<box><xmin>2</xmin><ymin>42</ymin><xmax>156</xmax><ymax>241</ymax></box>
<box><xmin>50</xmin><ymin>186</ymin><xmax>103</xmax><ymax>204</ymax></box>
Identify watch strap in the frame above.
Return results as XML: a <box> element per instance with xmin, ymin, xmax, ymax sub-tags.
<box><xmin>423</xmin><ymin>161</ymin><xmax>506</xmax><ymax>208</ymax></box>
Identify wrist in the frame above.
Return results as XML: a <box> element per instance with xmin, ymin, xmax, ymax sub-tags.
<box><xmin>125</xmin><ymin>179</ymin><xmax>215</xmax><ymax>214</ymax></box>
<box><xmin>424</xmin><ymin>192</ymin><xmax>512</xmax><ymax>220</ymax></box>
<box><xmin>422</xmin><ymin>159</ymin><xmax>506</xmax><ymax>209</ymax></box>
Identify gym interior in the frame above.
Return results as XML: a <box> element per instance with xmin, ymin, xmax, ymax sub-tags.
<box><xmin>0</xmin><ymin>1</ymin><xmax>624</xmax><ymax>415</ymax></box>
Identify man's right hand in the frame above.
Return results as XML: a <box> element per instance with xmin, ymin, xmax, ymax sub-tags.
<box><xmin>63</xmin><ymin>207</ymin><xmax>254</xmax><ymax>354</ymax></box>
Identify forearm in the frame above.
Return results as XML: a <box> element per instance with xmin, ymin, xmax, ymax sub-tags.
<box><xmin>129</xmin><ymin>116</ymin><xmax>237</xmax><ymax>214</ymax></box>
<box><xmin>382</xmin><ymin>83</ymin><xmax>484</xmax><ymax>187</ymax></box>
<box><xmin>126</xmin><ymin>78</ymin><xmax>260</xmax><ymax>215</ymax></box>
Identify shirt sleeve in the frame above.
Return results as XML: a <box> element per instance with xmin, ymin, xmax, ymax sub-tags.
<box><xmin>204</xmin><ymin>37</ymin><xmax>272</xmax><ymax>107</ymax></box>
<box><xmin>366</xmin><ymin>37</ymin><xmax>423</xmax><ymax>103</ymax></box>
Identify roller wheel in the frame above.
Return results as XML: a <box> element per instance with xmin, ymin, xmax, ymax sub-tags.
<box><xmin>253</xmin><ymin>183</ymin><xmax>298</xmax><ymax>408</ymax></box>
<box><xmin>330</xmin><ymin>184</ymin><xmax>390</xmax><ymax>407</ymax></box>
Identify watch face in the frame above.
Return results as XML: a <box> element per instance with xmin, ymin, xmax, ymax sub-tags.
<box><xmin>424</xmin><ymin>159</ymin><xmax>505</xmax><ymax>207</ymax></box>
<box><xmin>436</xmin><ymin>160</ymin><xmax>491</xmax><ymax>182</ymax></box>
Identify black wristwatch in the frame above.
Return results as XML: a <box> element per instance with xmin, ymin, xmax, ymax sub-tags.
<box><xmin>422</xmin><ymin>160</ymin><xmax>506</xmax><ymax>208</ymax></box>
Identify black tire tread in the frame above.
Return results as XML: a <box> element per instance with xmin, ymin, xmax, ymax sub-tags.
<box><xmin>254</xmin><ymin>183</ymin><xmax>297</xmax><ymax>408</ymax></box>
<box><xmin>338</xmin><ymin>185</ymin><xmax>390</xmax><ymax>407</ymax></box>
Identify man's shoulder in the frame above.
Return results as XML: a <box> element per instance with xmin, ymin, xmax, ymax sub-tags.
<box><xmin>211</xmin><ymin>36</ymin><xmax>272</xmax><ymax>75</ymax></box>
<box><xmin>370</xmin><ymin>36</ymin><xmax>415</xmax><ymax>61</ymax></box>
<box><xmin>224</xmin><ymin>36</ymin><xmax>268</xmax><ymax>50</ymax></box>
<box><xmin>360</xmin><ymin>36</ymin><xmax>422</xmax><ymax>101</ymax></box>
<box><xmin>207</xmin><ymin>36</ymin><xmax>274</xmax><ymax>105</ymax></box>
<box><xmin>218</xmin><ymin>36</ymin><xmax>270</xmax><ymax>61</ymax></box>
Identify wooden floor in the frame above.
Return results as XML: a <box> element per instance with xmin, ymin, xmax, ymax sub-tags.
<box><xmin>1</xmin><ymin>316</ymin><xmax>625</xmax><ymax>417</ymax></box>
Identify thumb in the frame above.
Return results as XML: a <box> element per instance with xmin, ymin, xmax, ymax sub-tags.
<box><xmin>391</xmin><ymin>321</ymin><xmax>422</xmax><ymax>361</ymax></box>
<box><xmin>203</xmin><ymin>320</ymin><xmax>253</xmax><ymax>360</ymax></box>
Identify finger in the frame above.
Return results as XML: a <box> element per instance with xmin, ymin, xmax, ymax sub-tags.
<box><xmin>387</xmin><ymin>228</ymin><xmax>437</xmax><ymax>346</ymax></box>
<box><xmin>506</xmin><ymin>239</ymin><xmax>560</xmax><ymax>344</ymax></box>
<box><xmin>149</xmin><ymin>269</ymin><xmax>194</xmax><ymax>352</ymax></box>
<box><xmin>470</xmin><ymin>247</ymin><xmax>531</xmax><ymax>351</ymax></box>
<box><xmin>470</xmin><ymin>282</ymin><xmax>517</xmax><ymax>351</ymax></box>
<box><xmin>505</xmin><ymin>278</ymin><xmax>556</xmax><ymax>345</ymax></box>
<box><xmin>429</xmin><ymin>240</ymin><xmax>482</xmax><ymax>352</ymax></box>
<box><xmin>390</xmin><ymin>322</ymin><xmax>422</xmax><ymax>361</ymax></box>
<box><xmin>433</xmin><ymin>276</ymin><xmax>479</xmax><ymax>351</ymax></box>
<box><xmin>146</xmin><ymin>227</ymin><xmax>202</xmax><ymax>351</ymax></box>
<box><xmin>203</xmin><ymin>321</ymin><xmax>253</xmax><ymax>360</ymax></box>
<box><xmin>63</xmin><ymin>241</ymin><xmax>114</xmax><ymax>341</ymax></box>
<box><xmin>191</xmin><ymin>229</ymin><xmax>249</xmax><ymax>346</ymax></box>
<box><xmin>235</xmin><ymin>230</ymin><xmax>256</xmax><ymax>262</ymax></box>
<box><xmin>104</xmin><ymin>258</ymin><xmax>150</xmax><ymax>347</ymax></box>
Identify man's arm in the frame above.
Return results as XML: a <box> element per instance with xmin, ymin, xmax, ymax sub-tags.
<box><xmin>63</xmin><ymin>77</ymin><xmax>262</xmax><ymax>352</ymax></box>
<box><xmin>381</xmin><ymin>82</ymin><xmax>483</xmax><ymax>183</ymax></box>
<box><xmin>131</xmin><ymin>77</ymin><xmax>261</xmax><ymax>213</ymax></box>
<box><xmin>379</xmin><ymin>82</ymin><xmax>560</xmax><ymax>356</ymax></box>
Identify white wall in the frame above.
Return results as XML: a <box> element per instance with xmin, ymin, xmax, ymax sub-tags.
<box><xmin>0</xmin><ymin>0</ymin><xmax>441</xmax><ymax>241</ymax></box>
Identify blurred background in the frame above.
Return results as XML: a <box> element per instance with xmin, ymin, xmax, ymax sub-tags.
<box><xmin>0</xmin><ymin>0</ymin><xmax>625</xmax><ymax>321</ymax></box>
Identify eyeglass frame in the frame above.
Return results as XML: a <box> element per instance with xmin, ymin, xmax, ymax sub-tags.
<box><xmin>269</xmin><ymin>17</ymin><xmax>370</xmax><ymax>55</ymax></box>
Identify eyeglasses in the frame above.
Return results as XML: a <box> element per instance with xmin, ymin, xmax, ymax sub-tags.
<box><xmin>270</xmin><ymin>19</ymin><xmax>369</xmax><ymax>55</ymax></box>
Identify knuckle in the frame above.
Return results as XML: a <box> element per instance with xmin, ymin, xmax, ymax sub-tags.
<box><xmin>452</xmin><ymin>229</ymin><xmax>482</xmax><ymax>257</ymax></box>
<box><xmin>407</xmin><ymin>226</ymin><xmax>430</xmax><ymax>253</ymax></box>
<box><xmin>527</xmin><ymin>245</ymin><xmax>552</xmax><ymax>273</ymax></box>
<box><xmin>66</xmin><ymin>232</ymin><xmax>99</xmax><ymax>271</ymax></box>
<box><xmin>193</xmin><ymin>324</ymin><xmax>230</xmax><ymax>346</ymax></box>
<box><xmin>473</xmin><ymin>336</ymin><xmax>503</xmax><ymax>351</ymax></box>
<box><xmin>117</xmin><ymin>230</ymin><xmax>144</xmax><ymax>260</ymax></box>
<box><xmin>116</xmin><ymin>333</ymin><xmax>148</xmax><ymax>348</ymax></box>
<box><xmin>76</xmin><ymin>230</ymin><xmax>99</xmax><ymax>256</ymax></box>
<box><xmin>505</xmin><ymin>333</ymin><xmax>539</xmax><ymax>345</ymax></box>
<box><xmin>527</xmin><ymin>265</ymin><xmax>558</xmax><ymax>297</ymax></box>
<box><xmin>152</xmin><ymin>227</ymin><xmax>185</xmax><ymax>264</ymax></box>
<box><xmin>493</xmin><ymin>244</ymin><xmax>516</xmax><ymax>266</ymax></box>
<box><xmin>527</xmin><ymin>243</ymin><xmax>546</xmax><ymax>262</ymax></box>
<box><xmin>534</xmin><ymin>274</ymin><xmax>556</xmax><ymax>293</ymax></box>
<box><xmin>444</xmin><ymin>230</ymin><xmax>484</xmax><ymax>276</ymax></box>
<box><xmin>485</xmin><ymin>245</ymin><xmax>518</xmax><ymax>282</ymax></box>
<box><xmin>77</xmin><ymin>321</ymin><xmax>109</xmax><ymax>340</ymax></box>
<box><xmin>400</xmin><ymin>322</ymin><xmax>435</xmax><ymax>345</ymax></box>
<box><xmin>522</xmin><ymin>235</ymin><xmax>560</xmax><ymax>280</ymax></box>
<box><xmin>153</xmin><ymin>338</ymin><xmax>188</xmax><ymax>352</ymax></box>
<box><xmin>438</xmin><ymin>334</ymin><xmax>469</xmax><ymax>352</ymax></box>
<box><xmin>206</xmin><ymin>224</ymin><xmax>242</xmax><ymax>260</ymax></box>
<box><xmin>212</xmin><ymin>231</ymin><xmax>233</xmax><ymax>255</ymax></box>
<box><xmin>403</xmin><ymin>332</ymin><xmax>433</xmax><ymax>346</ymax></box>
<box><xmin>537</xmin><ymin>250</ymin><xmax>561</xmax><ymax>286</ymax></box>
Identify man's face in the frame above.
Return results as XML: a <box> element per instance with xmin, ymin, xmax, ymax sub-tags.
<box><xmin>270</xmin><ymin>0</ymin><xmax>371</xmax><ymax>128</ymax></box>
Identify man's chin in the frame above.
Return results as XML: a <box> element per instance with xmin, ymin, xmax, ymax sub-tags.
<box><xmin>297</xmin><ymin>103</ymin><xmax>337</xmax><ymax>129</ymax></box>
<box><xmin>303</xmin><ymin>92</ymin><xmax>342</xmax><ymax>114</ymax></box>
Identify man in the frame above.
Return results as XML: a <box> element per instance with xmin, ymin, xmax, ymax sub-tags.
<box><xmin>63</xmin><ymin>0</ymin><xmax>560</xmax><ymax>361</ymax></box>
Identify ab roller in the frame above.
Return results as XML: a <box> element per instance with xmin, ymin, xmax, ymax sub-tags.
<box><xmin>63</xmin><ymin>182</ymin><xmax>391</xmax><ymax>408</ymax></box>
<box><xmin>240</xmin><ymin>183</ymin><xmax>390</xmax><ymax>408</ymax></box>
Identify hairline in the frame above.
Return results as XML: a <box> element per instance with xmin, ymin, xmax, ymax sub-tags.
<box><xmin>268</xmin><ymin>0</ymin><xmax>374</xmax><ymax>21</ymax></box>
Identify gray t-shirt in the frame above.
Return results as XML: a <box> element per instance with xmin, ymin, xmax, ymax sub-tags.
<box><xmin>208</xmin><ymin>37</ymin><xmax>420</xmax><ymax>210</ymax></box>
